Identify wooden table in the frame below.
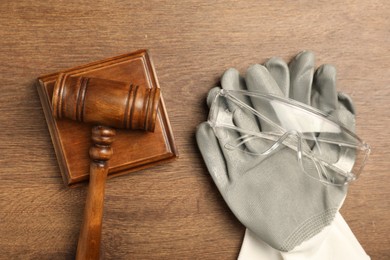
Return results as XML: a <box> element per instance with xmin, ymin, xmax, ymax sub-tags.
<box><xmin>0</xmin><ymin>1</ymin><xmax>389</xmax><ymax>259</ymax></box>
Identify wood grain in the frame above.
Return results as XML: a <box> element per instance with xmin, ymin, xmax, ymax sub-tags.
<box><xmin>0</xmin><ymin>0</ymin><xmax>389</xmax><ymax>259</ymax></box>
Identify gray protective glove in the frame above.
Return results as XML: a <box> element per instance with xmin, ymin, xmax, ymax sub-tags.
<box><xmin>196</xmin><ymin>51</ymin><xmax>356</xmax><ymax>251</ymax></box>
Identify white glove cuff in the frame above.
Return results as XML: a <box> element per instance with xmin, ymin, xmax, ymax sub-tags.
<box><xmin>238</xmin><ymin>212</ymin><xmax>370</xmax><ymax>260</ymax></box>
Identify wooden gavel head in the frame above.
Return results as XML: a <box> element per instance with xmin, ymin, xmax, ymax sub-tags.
<box><xmin>52</xmin><ymin>73</ymin><xmax>161</xmax><ymax>132</ymax></box>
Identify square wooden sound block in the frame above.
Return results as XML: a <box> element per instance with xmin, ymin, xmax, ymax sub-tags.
<box><xmin>37</xmin><ymin>50</ymin><xmax>178</xmax><ymax>186</ymax></box>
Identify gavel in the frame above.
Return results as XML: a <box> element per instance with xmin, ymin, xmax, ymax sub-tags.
<box><xmin>52</xmin><ymin>74</ymin><xmax>161</xmax><ymax>259</ymax></box>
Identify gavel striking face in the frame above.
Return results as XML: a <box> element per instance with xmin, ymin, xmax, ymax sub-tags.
<box><xmin>52</xmin><ymin>73</ymin><xmax>161</xmax><ymax>260</ymax></box>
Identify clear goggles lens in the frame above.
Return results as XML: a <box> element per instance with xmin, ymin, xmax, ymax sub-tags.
<box><xmin>208</xmin><ymin>89</ymin><xmax>370</xmax><ymax>186</ymax></box>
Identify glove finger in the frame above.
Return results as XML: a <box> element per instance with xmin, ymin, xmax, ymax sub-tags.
<box><xmin>265</xmin><ymin>57</ymin><xmax>290</xmax><ymax>98</ymax></box>
<box><xmin>221</xmin><ymin>68</ymin><xmax>249</xmax><ymax>93</ymax></box>
<box><xmin>263</xmin><ymin>57</ymin><xmax>315</xmax><ymax>154</ymax></box>
<box><xmin>310</xmin><ymin>67</ymin><xmax>356</xmax><ymax>177</ymax></box>
<box><xmin>221</xmin><ymin>68</ymin><xmax>266</xmax><ymax>153</ymax></box>
<box><xmin>310</xmin><ymin>64</ymin><xmax>339</xmax><ymax>164</ymax></box>
<box><xmin>221</xmin><ymin>68</ymin><xmax>252</xmax><ymax>111</ymax></box>
<box><xmin>338</xmin><ymin>92</ymin><xmax>355</xmax><ymax>116</ymax></box>
<box><xmin>246</xmin><ymin>64</ymin><xmax>283</xmax><ymax>95</ymax></box>
<box><xmin>311</xmin><ymin>64</ymin><xmax>338</xmax><ymax>114</ymax></box>
<box><xmin>207</xmin><ymin>86</ymin><xmax>223</xmax><ymax>108</ymax></box>
<box><xmin>206</xmin><ymin>87</ymin><xmax>251</xmax><ymax>179</ymax></box>
<box><xmin>334</xmin><ymin>95</ymin><xmax>356</xmax><ymax>132</ymax></box>
<box><xmin>289</xmin><ymin>51</ymin><xmax>315</xmax><ymax>105</ymax></box>
<box><xmin>332</xmin><ymin>99</ymin><xmax>357</xmax><ymax>173</ymax></box>
<box><xmin>196</xmin><ymin>122</ymin><xmax>230</xmax><ymax>189</ymax></box>
<box><xmin>246</xmin><ymin>64</ymin><xmax>284</xmax><ymax>132</ymax></box>
<box><xmin>312</xmin><ymin>89</ymin><xmax>356</xmax><ymax>171</ymax></box>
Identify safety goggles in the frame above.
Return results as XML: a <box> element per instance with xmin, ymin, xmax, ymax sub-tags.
<box><xmin>208</xmin><ymin>89</ymin><xmax>370</xmax><ymax>186</ymax></box>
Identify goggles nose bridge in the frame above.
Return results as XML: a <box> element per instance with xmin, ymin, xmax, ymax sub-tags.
<box><xmin>259</xmin><ymin>130</ymin><xmax>302</xmax><ymax>157</ymax></box>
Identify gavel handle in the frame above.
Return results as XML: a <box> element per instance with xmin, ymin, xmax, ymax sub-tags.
<box><xmin>76</xmin><ymin>126</ymin><xmax>115</xmax><ymax>260</ymax></box>
<box><xmin>76</xmin><ymin>162</ymin><xmax>108</xmax><ymax>260</ymax></box>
